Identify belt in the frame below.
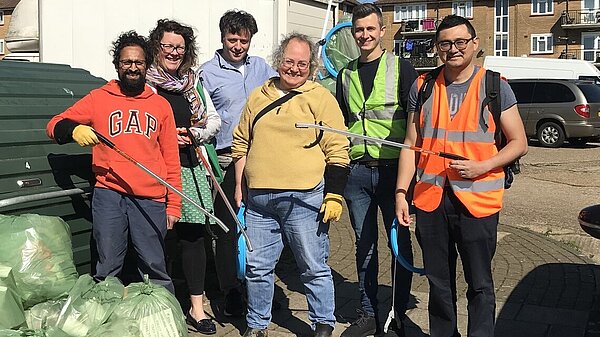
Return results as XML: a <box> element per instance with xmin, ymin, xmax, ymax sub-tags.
<box><xmin>216</xmin><ymin>147</ymin><xmax>232</xmax><ymax>156</ymax></box>
<box><xmin>354</xmin><ymin>159</ymin><xmax>398</xmax><ymax>168</ymax></box>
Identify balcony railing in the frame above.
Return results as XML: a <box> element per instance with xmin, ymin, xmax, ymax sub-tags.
<box><xmin>558</xmin><ymin>47</ymin><xmax>600</xmax><ymax>63</ymax></box>
<box><xmin>397</xmin><ymin>17</ymin><xmax>437</xmax><ymax>33</ymax></box>
<box><xmin>402</xmin><ymin>56</ymin><xmax>438</xmax><ymax>69</ymax></box>
<box><xmin>561</xmin><ymin>9</ymin><xmax>600</xmax><ymax>27</ymax></box>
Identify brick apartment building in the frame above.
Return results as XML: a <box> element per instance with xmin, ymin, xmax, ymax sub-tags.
<box><xmin>0</xmin><ymin>0</ymin><xmax>19</xmax><ymax>59</ymax></box>
<box><xmin>375</xmin><ymin>0</ymin><xmax>600</xmax><ymax>72</ymax></box>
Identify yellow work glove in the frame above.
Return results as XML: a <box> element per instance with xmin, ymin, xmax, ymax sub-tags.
<box><xmin>320</xmin><ymin>193</ymin><xmax>344</xmax><ymax>222</ymax></box>
<box><xmin>72</xmin><ymin>125</ymin><xmax>99</xmax><ymax>147</ymax></box>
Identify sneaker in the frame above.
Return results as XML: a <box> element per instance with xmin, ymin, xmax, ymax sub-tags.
<box><xmin>340</xmin><ymin>309</ymin><xmax>377</xmax><ymax>337</ymax></box>
<box><xmin>242</xmin><ymin>328</ymin><xmax>268</xmax><ymax>337</ymax></box>
<box><xmin>224</xmin><ymin>287</ymin><xmax>246</xmax><ymax>317</ymax></box>
<box><xmin>186</xmin><ymin>311</ymin><xmax>216</xmax><ymax>335</ymax></box>
<box><xmin>314</xmin><ymin>323</ymin><xmax>334</xmax><ymax>337</ymax></box>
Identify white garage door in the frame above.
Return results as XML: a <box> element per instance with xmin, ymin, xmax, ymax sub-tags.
<box><xmin>287</xmin><ymin>0</ymin><xmax>335</xmax><ymax>42</ymax></box>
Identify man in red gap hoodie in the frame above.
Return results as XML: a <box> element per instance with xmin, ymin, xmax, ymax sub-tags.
<box><xmin>46</xmin><ymin>31</ymin><xmax>181</xmax><ymax>293</ymax></box>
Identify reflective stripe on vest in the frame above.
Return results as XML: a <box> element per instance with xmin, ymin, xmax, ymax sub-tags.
<box><xmin>414</xmin><ymin>67</ymin><xmax>504</xmax><ymax>218</ymax></box>
<box><xmin>341</xmin><ymin>51</ymin><xmax>406</xmax><ymax>160</ymax></box>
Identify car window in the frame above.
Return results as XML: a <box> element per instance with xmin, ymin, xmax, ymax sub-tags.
<box><xmin>508</xmin><ymin>82</ymin><xmax>535</xmax><ymax>104</ymax></box>
<box><xmin>531</xmin><ymin>83</ymin><xmax>576</xmax><ymax>103</ymax></box>
<box><xmin>577</xmin><ymin>84</ymin><xmax>600</xmax><ymax>103</ymax></box>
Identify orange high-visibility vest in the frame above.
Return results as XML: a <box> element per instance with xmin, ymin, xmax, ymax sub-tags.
<box><xmin>413</xmin><ymin>67</ymin><xmax>504</xmax><ymax>218</ymax></box>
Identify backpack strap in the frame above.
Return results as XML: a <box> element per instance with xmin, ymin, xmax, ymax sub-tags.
<box><xmin>483</xmin><ymin>69</ymin><xmax>503</xmax><ymax>148</ymax></box>
<box><xmin>415</xmin><ymin>65</ymin><xmax>445</xmax><ymax>115</ymax></box>
<box><xmin>196</xmin><ymin>76</ymin><xmax>208</xmax><ymax>108</ymax></box>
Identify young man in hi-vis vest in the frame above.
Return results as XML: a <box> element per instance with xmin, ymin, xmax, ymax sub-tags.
<box><xmin>395</xmin><ymin>15</ymin><xmax>527</xmax><ymax>337</ymax></box>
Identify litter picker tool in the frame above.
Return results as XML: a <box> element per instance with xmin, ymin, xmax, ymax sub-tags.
<box><xmin>295</xmin><ymin>123</ymin><xmax>468</xmax><ymax>160</ymax></box>
<box><xmin>93</xmin><ymin>131</ymin><xmax>229</xmax><ymax>233</ymax></box>
<box><xmin>186</xmin><ymin>128</ymin><xmax>253</xmax><ymax>252</ymax></box>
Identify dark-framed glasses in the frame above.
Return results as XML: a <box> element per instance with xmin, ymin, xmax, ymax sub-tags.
<box><xmin>282</xmin><ymin>58</ymin><xmax>309</xmax><ymax>71</ymax></box>
<box><xmin>160</xmin><ymin>43</ymin><xmax>186</xmax><ymax>54</ymax></box>
<box><xmin>437</xmin><ymin>37</ymin><xmax>475</xmax><ymax>52</ymax></box>
<box><xmin>119</xmin><ymin>59</ymin><xmax>146</xmax><ymax>68</ymax></box>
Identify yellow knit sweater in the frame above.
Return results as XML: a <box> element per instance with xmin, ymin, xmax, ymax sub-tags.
<box><xmin>231</xmin><ymin>78</ymin><xmax>349</xmax><ymax>190</ymax></box>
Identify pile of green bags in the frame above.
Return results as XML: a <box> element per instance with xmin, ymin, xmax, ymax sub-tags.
<box><xmin>0</xmin><ymin>214</ymin><xmax>78</xmax><ymax>308</ymax></box>
<box><xmin>0</xmin><ymin>213</ymin><xmax>188</xmax><ymax>337</ymax></box>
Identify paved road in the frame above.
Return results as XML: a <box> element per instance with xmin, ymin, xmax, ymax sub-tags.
<box><xmin>182</xmin><ymin>141</ymin><xmax>600</xmax><ymax>336</ymax></box>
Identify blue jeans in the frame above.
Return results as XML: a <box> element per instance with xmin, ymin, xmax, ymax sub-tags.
<box><xmin>344</xmin><ymin>163</ymin><xmax>413</xmax><ymax>318</ymax></box>
<box><xmin>245</xmin><ymin>182</ymin><xmax>335</xmax><ymax>329</ymax></box>
<box><xmin>92</xmin><ymin>188</ymin><xmax>174</xmax><ymax>293</ymax></box>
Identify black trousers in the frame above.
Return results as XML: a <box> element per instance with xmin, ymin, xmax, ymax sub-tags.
<box><xmin>212</xmin><ymin>161</ymin><xmax>242</xmax><ymax>292</ymax></box>
<box><xmin>167</xmin><ymin>222</ymin><xmax>208</xmax><ymax>295</ymax></box>
<box><xmin>415</xmin><ymin>186</ymin><xmax>498</xmax><ymax>337</ymax></box>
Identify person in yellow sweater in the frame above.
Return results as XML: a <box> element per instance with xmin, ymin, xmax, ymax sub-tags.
<box><xmin>231</xmin><ymin>32</ymin><xmax>350</xmax><ymax>337</ymax></box>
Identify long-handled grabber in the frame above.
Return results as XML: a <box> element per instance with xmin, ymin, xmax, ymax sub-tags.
<box><xmin>186</xmin><ymin>128</ymin><xmax>253</xmax><ymax>252</ymax></box>
<box><xmin>93</xmin><ymin>131</ymin><xmax>228</xmax><ymax>233</ymax></box>
<box><xmin>295</xmin><ymin>123</ymin><xmax>468</xmax><ymax>160</ymax></box>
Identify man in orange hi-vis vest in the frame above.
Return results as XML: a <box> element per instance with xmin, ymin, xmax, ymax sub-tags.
<box><xmin>395</xmin><ymin>15</ymin><xmax>528</xmax><ymax>337</ymax></box>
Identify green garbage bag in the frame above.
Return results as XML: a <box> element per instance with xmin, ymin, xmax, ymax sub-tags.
<box><xmin>110</xmin><ymin>275</ymin><xmax>187</xmax><ymax>337</ymax></box>
<box><xmin>85</xmin><ymin>318</ymin><xmax>140</xmax><ymax>337</ymax></box>
<box><xmin>0</xmin><ymin>265</ymin><xmax>26</xmax><ymax>329</ymax></box>
<box><xmin>56</xmin><ymin>275</ymin><xmax>124</xmax><ymax>337</ymax></box>
<box><xmin>0</xmin><ymin>214</ymin><xmax>78</xmax><ymax>308</ymax></box>
<box><xmin>25</xmin><ymin>299</ymin><xmax>66</xmax><ymax>330</ymax></box>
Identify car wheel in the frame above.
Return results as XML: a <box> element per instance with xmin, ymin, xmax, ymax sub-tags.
<box><xmin>537</xmin><ymin>121</ymin><xmax>565</xmax><ymax>148</ymax></box>
<box><xmin>569</xmin><ymin>137</ymin><xmax>588</xmax><ymax>147</ymax></box>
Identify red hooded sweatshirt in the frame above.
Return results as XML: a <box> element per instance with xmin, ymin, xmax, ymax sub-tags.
<box><xmin>47</xmin><ymin>80</ymin><xmax>182</xmax><ymax>218</ymax></box>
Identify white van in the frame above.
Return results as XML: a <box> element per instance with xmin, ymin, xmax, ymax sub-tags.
<box><xmin>483</xmin><ymin>56</ymin><xmax>600</xmax><ymax>82</ymax></box>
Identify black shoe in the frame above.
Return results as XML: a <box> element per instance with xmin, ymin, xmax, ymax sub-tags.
<box><xmin>314</xmin><ymin>323</ymin><xmax>334</xmax><ymax>337</ymax></box>
<box><xmin>242</xmin><ymin>327</ymin><xmax>269</xmax><ymax>337</ymax></box>
<box><xmin>224</xmin><ymin>287</ymin><xmax>246</xmax><ymax>317</ymax></box>
<box><xmin>341</xmin><ymin>309</ymin><xmax>377</xmax><ymax>337</ymax></box>
<box><xmin>384</xmin><ymin>319</ymin><xmax>405</xmax><ymax>337</ymax></box>
<box><xmin>186</xmin><ymin>312</ymin><xmax>216</xmax><ymax>335</ymax></box>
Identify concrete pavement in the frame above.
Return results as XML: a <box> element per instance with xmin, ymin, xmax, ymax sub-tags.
<box><xmin>187</xmin><ymin>216</ymin><xmax>600</xmax><ymax>337</ymax></box>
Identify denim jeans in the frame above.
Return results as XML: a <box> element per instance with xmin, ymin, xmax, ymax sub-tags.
<box><xmin>92</xmin><ymin>188</ymin><xmax>174</xmax><ymax>293</ymax></box>
<box><xmin>244</xmin><ymin>182</ymin><xmax>335</xmax><ymax>329</ymax></box>
<box><xmin>344</xmin><ymin>163</ymin><xmax>413</xmax><ymax>318</ymax></box>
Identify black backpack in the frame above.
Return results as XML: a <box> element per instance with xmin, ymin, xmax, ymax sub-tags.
<box><xmin>415</xmin><ymin>65</ymin><xmax>520</xmax><ymax>189</ymax></box>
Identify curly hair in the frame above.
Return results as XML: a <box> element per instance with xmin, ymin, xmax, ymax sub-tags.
<box><xmin>271</xmin><ymin>32</ymin><xmax>317</xmax><ymax>75</ymax></box>
<box><xmin>110</xmin><ymin>31</ymin><xmax>153</xmax><ymax>69</ymax></box>
<box><xmin>148</xmin><ymin>19</ymin><xmax>198</xmax><ymax>75</ymax></box>
<box><xmin>219</xmin><ymin>9</ymin><xmax>258</xmax><ymax>39</ymax></box>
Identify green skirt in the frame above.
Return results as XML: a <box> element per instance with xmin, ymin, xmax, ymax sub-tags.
<box><xmin>180</xmin><ymin>164</ymin><xmax>215</xmax><ymax>224</ymax></box>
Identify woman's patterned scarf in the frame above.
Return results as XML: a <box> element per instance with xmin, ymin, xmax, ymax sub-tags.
<box><xmin>146</xmin><ymin>65</ymin><xmax>207</xmax><ymax>126</ymax></box>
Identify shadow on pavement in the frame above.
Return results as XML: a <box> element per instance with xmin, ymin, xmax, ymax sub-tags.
<box><xmin>495</xmin><ymin>262</ymin><xmax>600</xmax><ymax>337</ymax></box>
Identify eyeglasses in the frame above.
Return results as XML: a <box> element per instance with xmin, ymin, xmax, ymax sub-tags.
<box><xmin>282</xmin><ymin>58</ymin><xmax>309</xmax><ymax>71</ymax></box>
<box><xmin>119</xmin><ymin>59</ymin><xmax>146</xmax><ymax>68</ymax></box>
<box><xmin>160</xmin><ymin>43</ymin><xmax>186</xmax><ymax>54</ymax></box>
<box><xmin>437</xmin><ymin>37</ymin><xmax>475</xmax><ymax>52</ymax></box>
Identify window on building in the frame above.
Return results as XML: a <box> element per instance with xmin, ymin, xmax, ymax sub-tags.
<box><xmin>453</xmin><ymin>1</ymin><xmax>473</xmax><ymax>18</ymax></box>
<box><xmin>532</xmin><ymin>0</ymin><xmax>553</xmax><ymax>15</ymax></box>
<box><xmin>582</xmin><ymin>33</ymin><xmax>600</xmax><ymax>62</ymax></box>
<box><xmin>0</xmin><ymin>11</ymin><xmax>4</xmax><ymax>25</ymax></box>
<box><xmin>495</xmin><ymin>0</ymin><xmax>509</xmax><ymax>56</ymax></box>
<box><xmin>0</xmin><ymin>39</ymin><xmax>4</xmax><ymax>55</ymax></box>
<box><xmin>394</xmin><ymin>4</ymin><xmax>427</xmax><ymax>23</ymax></box>
<box><xmin>531</xmin><ymin>34</ymin><xmax>553</xmax><ymax>53</ymax></box>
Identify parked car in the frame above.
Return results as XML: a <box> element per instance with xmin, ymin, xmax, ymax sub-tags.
<box><xmin>579</xmin><ymin>204</ymin><xmax>600</xmax><ymax>239</ymax></box>
<box><xmin>508</xmin><ymin>79</ymin><xmax>600</xmax><ymax>147</ymax></box>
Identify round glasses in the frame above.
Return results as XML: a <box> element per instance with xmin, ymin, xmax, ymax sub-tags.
<box><xmin>282</xmin><ymin>58</ymin><xmax>309</xmax><ymax>71</ymax></box>
<box><xmin>160</xmin><ymin>43</ymin><xmax>186</xmax><ymax>55</ymax></box>
<box><xmin>437</xmin><ymin>37</ymin><xmax>475</xmax><ymax>52</ymax></box>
